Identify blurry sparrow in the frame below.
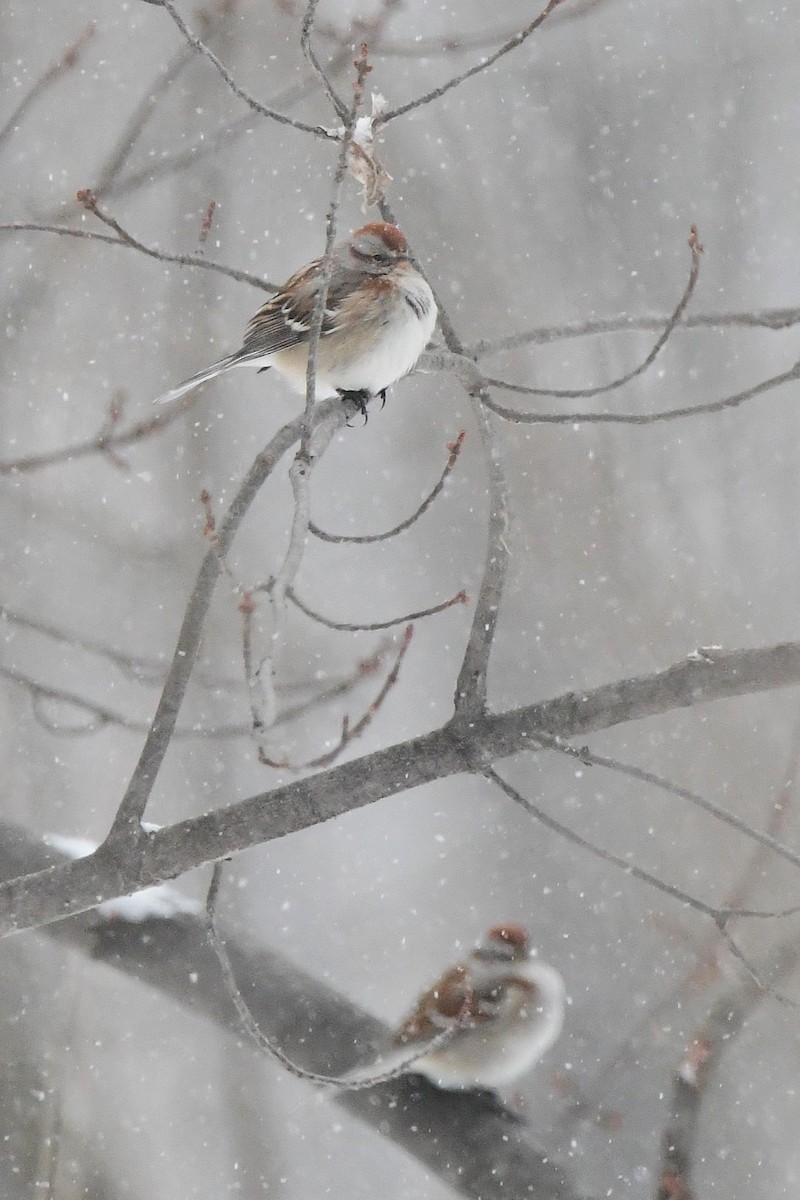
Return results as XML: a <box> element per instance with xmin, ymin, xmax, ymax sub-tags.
<box><xmin>350</xmin><ymin>924</ymin><xmax>565</xmax><ymax>1091</ymax></box>
<box><xmin>155</xmin><ymin>222</ymin><xmax>437</xmax><ymax>414</ymax></box>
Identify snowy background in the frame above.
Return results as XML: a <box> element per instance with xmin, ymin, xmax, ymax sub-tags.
<box><xmin>3</xmin><ymin>0</ymin><xmax>800</xmax><ymax>1196</ymax></box>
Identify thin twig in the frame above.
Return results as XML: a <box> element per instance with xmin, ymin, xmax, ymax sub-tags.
<box><xmin>531</xmin><ymin>732</ymin><xmax>800</xmax><ymax>874</ymax></box>
<box><xmin>309</xmin><ymin>431</ymin><xmax>466</xmax><ymax>544</ymax></box>
<box><xmin>561</xmin><ymin>719</ymin><xmax>800</xmax><ymax>1125</ymax></box>
<box><xmin>376</xmin><ymin>197</ymin><xmax>511</xmax><ymax>722</ymax></box>
<box><xmin>77</xmin><ymin>190</ymin><xmax>272</xmax><ymax>288</ymax></box>
<box><xmin>471</xmin><ymin>306</ymin><xmax>800</xmax><ymax>359</ymax></box>
<box><xmin>452</xmin><ymin>397</ymin><xmax>510</xmax><ymax>717</ymax></box>
<box><xmin>480</xmin><ymin>357</ymin><xmax>800</xmax><ymax>427</ymax></box>
<box><xmin>281</xmin><ymin>625</ymin><xmax>414</xmax><ymax>770</ymax></box>
<box><xmin>1</xmin><ymin>220</ymin><xmax>272</xmax><ymax>293</ymax></box>
<box><xmin>287</xmin><ymin>585</ymin><xmax>467</xmax><ymax>632</ymax></box>
<box><xmin>482</xmin><ymin>226</ymin><xmax>703</xmax><ymax>400</ymax></box>
<box><xmin>0</xmin><ymin>664</ymin><xmax>249</xmax><ymax>739</ymax></box>
<box><xmin>0</xmin><ymin>605</ymin><xmax>241</xmax><ymax>690</ymax></box>
<box><xmin>307</xmin><ymin>625</ymin><xmax>414</xmax><ymax>766</ymax></box>
<box><xmin>657</xmin><ymin>930</ymin><xmax>800</xmax><ymax>1200</ymax></box>
<box><xmin>714</xmin><ymin>924</ymin><xmax>800</xmax><ymax>1010</ymax></box>
<box><xmin>301</xmin><ymin>0</ymin><xmax>349</xmax><ymax>121</ymax></box>
<box><xmin>379</xmin><ymin>0</ymin><xmax>567</xmax><ymax>125</ymax></box>
<box><xmin>158</xmin><ymin>0</ymin><xmax>337</xmax><ymax>139</ymax></box>
<box><xmin>483</xmin><ymin>768</ymin><xmax>800</xmax><ymax>925</ymax></box>
<box><xmin>239</xmin><ymin>592</ymin><xmax>277</xmax><ymax>739</ymax></box>
<box><xmin>0</xmin><ymin>22</ymin><xmax>96</xmax><ymax>152</ymax></box>
<box><xmin>352</xmin><ymin>0</ymin><xmax>603</xmax><ymax>58</ymax></box>
<box><xmin>102</xmin><ymin>43</ymin><xmax>362</xmax><ymax>203</ymax></box>
<box><xmin>205</xmin><ymin>862</ymin><xmax>470</xmax><ymax>1088</ymax></box>
<box><xmin>0</xmin><ymin>389</ymin><xmax>198</xmax><ymax>476</ymax></box>
<box><xmin>257</xmin><ymin>452</ymin><xmax>316</xmax><ymax>732</ymax></box>
<box><xmin>92</xmin><ymin>34</ymin><xmax>200</xmax><ymax>197</ymax></box>
<box><xmin>276</xmin><ymin>641</ymin><xmax>394</xmax><ymax>723</ymax></box>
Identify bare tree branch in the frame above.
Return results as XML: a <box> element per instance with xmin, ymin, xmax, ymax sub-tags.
<box><xmin>483</xmin><ymin>767</ymin><xmax>800</xmax><ymax>924</ymax></box>
<box><xmin>0</xmin><ymin>22</ymin><xmax>95</xmax><ymax>152</ymax></box>
<box><xmin>471</xmin><ymin>306</ymin><xmax>800</xmax><ymax>359</ymax></box>
<box><xmin>287</xmin><ymin>585</ymin><xmax>467</xmax><ymax>632</ymax></box>
<box><xmin>300</xmin><ymin>0</ymin><xmax>349</xmax><ymax>122</ymax></box>
<box><xmin>529</xmin><ymin>732</ymin><xmax>800</xmax><ymax>876</ymax></box>
<box><xmin>0</xmin><ymin>220</ymin><xmax>273</xmax><ymax>293</ymax></box>
<box><xmin>4</xmin><ymin>641</ymin><xmax>800</xmax><ymax>935</ymax></box>
<box><xmin>106</xmin><ymin>397</ymin><xmax>347</xmax><ymax>841</ymax></box>
<box><xmin>309</xmin><ymin>431</ymin><xmax>466</xmax><ymax>545</ymax></box>
<box><xmin>379</xmin><ymin>0</ymin><xmax>568</xmax><ymax>125</ymax></box>
<box><xmin>480</xmin><ymin>226</ymin><xmax>703</xmax><ymax>401</ymax></box>
<box><xmin>0</xmin><ymin>824</ymin><xmax>590</xmax><ymax>1200</ymax></box>
<box><xmin>0</xmin><ymin>390</ymin><xmax>197</xmax><ymax>476</ymax></box>
<box><xmin>156</xmin><ymin>0</ymin><xmax>338</xmax><ymax>139</ymax></box>
<box><xmin>480</xmin><ymin>357</ymin><xmax>800</xmax><ymax>426</ymax></box>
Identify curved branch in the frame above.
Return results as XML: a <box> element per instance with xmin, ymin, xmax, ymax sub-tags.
<box><xmin>0</xmin><ymin>823</ymin><xmax>587</xmax><ymax>1200</ymax></box>
<box><xmin>480</xmin><ymin>358</ymin><xmax>800</xmax><ymax>426</ymax></box>
<box><xmin>300</xmin><ymin>0</ymin><xmax>349</xmax><ymax>122</ymax></box>
<box><xmin>379</xmin><ymin>0</ymin><xmax>567</xmax><ymax>125</ymax></box>
<box><xmin>483</xmin><ymin>225</ymin><xmax>703</xmax><ymax>401</ymax></box>
<box><xmin>375</xmin><ymin>197</ymin><xmax>512</xmax><ymax>722</ymax></box>
<box><xmin>309</xmin><ymin>431</ymin><xmax>466</xmax><ymax>544</ymax></box>
<box><xmin>287</xmin><ymin>585</ymin><xmax>467</xmax><ymax>632</ymax></box>
<box><xmin>157</xmin><ymin>0</ymin><xmax>337</xmax><ymax>139</ymax></box>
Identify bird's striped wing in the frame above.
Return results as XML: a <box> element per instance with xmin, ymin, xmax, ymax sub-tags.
<box><xmin>237</xmin><ymin>259</ymin><xmax>354</xmax><ymax>361</ymax></box>
<box><xmin>392</xmin><ymin>964</ymin><xmax>537</xmax><ymax>1046</ymax></box>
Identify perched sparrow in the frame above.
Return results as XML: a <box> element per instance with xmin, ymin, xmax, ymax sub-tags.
<box><xmin>349</xmin><ymin>924</ymin><xmax>565</xmax><ymax>1091</ymax></box>
<box><xmin>155</xmin><ymin>222</ymin><xmax>437</xmax><ymax>413</ymax></box>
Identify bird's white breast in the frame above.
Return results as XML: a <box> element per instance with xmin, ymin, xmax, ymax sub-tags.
<box><xmin>324</xmin><ymin>273</ymin><xmax>437</xmax><ymax>396</ymax></box>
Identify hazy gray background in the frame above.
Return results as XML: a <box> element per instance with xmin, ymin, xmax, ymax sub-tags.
<box><xmin>3</xmin><ymin>0</ymin><xmax>800</xmax><ymax>1196</ymax></box>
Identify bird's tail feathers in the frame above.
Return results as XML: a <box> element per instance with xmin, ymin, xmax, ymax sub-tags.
<box><xmin>153</xmin><ymin>352</ymin><xmax>250</xmax><ymax>406</ymax></box>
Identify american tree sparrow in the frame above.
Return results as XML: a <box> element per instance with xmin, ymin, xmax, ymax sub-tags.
<box><xmin>155</xmin><ymin>223</ymin><xmax>437</xmax><ymax>414</ymax></box>
<box><xmin>350</xmin><ymin>924</ymin><xmax>565</xmax><ymax>1091</ymax></box>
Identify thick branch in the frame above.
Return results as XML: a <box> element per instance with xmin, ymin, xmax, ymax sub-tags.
<box><xmin>3</xmin><ymin>641</ymin><xmax>800</xmax><ymax>935</ymax></box>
